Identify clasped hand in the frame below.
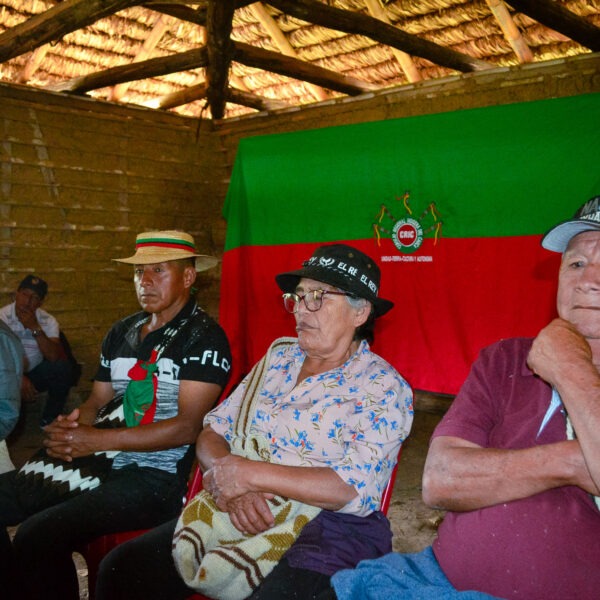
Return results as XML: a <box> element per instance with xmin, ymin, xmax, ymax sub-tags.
<box><xmin>527</xmin><ymin>318</ymin><xmax>593</xmax><ymax>386</ymax></box>
<box><xmin>43</xmin><ymin>409</ymin><xmax>100</xmax><ymax>461</ymax></box>
<box><xmin>203</xmin><ymin>454</ymin><xmax>275</xmax><ymax>534</ymax></box>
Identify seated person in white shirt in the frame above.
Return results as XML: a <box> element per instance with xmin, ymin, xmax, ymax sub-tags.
<box><xmin>0</xmin><ymin>275</ymin><xmax>73</xmax><ymax>427</ymax></box>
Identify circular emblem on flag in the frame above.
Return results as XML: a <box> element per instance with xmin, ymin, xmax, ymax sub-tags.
<box><xmin>392</xmin><ymin>218</ymin><xmax>423</xmax><ymax>253</ymax></box>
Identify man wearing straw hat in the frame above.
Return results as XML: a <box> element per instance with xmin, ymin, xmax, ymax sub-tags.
<box><xmin>0</xmin><ymin>230</ymin><xmax>232</xmax><ymax>600</ymax></box>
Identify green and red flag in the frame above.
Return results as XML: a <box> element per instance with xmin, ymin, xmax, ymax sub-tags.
<box><xmin>219</xmin><ymin>94</ymin><xmax>600</xmax><ymax>394</ymax></box>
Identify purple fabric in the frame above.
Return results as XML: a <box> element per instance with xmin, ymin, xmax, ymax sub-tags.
<box><xmin>432</xmin><ymin>337</ymin><xmax>600</xmax><ymax>600</ymax></box>
<box><xmin>284</xmin><ymin>509</ymin><xmax>392</xmax><ymax>576</ymax></box>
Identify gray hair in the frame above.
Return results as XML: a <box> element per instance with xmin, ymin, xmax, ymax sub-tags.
<box><xmin>345</xmin><ymin>295</ymin><xmax>370</xmax><ymax>311</ymax></box>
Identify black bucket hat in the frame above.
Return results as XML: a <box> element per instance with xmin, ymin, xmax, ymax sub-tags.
<box><xmin>542</xmin><ymin>196</ymin><xmax>600</xmax><ymax>253</ymax></box>
<box><xmin>275</xmin><ymin>244</ymin><xmax>393</xmax><ymax>316</ymax></box>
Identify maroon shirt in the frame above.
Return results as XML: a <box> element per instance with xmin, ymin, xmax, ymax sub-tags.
<box><xmin>432</xmin><ymin>337</ymin><xmax>600</xmax><ymax>600</ymax></box>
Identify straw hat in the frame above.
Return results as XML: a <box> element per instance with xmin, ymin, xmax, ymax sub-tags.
<box><xmin>113</xmin><ymin>230</ymin><xmax>218</xmax><ymax>271</ymax></box>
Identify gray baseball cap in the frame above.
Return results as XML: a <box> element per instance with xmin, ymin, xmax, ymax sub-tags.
<box><xmin>542</xmin><ymin>196</ymin><xmax>600</xmax><ymax>253</ymax></box>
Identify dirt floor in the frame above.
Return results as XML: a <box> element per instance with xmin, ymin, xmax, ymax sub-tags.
<box><xmin>6</xmin><ymin>391</ymin><xmax>448</xmax><ymax>598</ymax></box>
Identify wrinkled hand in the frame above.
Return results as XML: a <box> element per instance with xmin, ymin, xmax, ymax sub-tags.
<box><xmin>21</xmin><ymin>376</ymin><xmax>38</xmax><ymax>403</ymax></box>
<box><xmin>224</xmin><ymin>492</ymin><xmax>276</xmax><ymax>535</ymax></box>
<box><xmin>527</xmin><ymin>318</ymin><xmax>593</xmax><ymax>386</ymax></box>
<box><xmin>203</xmin><ymin>454</ymin><xmax>254</xmax><ymax>508</ymax></box>
<box><xmin>203</xmin><ymin>454</ymin><xmax>275</xmax><ymax>511</ymax></box>
<box><xmin>43</xmin><ymin>409</ymin><xmax>102</xmax><ymax>460</ymax></box>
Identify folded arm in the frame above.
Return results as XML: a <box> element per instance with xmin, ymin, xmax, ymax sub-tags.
<box><xmin>197</xmin><ymin>426</ymin><xmax>356</xmax><ymax>533</ymax></box>
<box><xmin>527</xmin><ymin>318</ymin><xmax>600</xmax><ymax>490</ymax></box>
<box><xmin>422</xmin><ymin>435</ymin><xmax>599</xmax><ymax>512</ymax></box>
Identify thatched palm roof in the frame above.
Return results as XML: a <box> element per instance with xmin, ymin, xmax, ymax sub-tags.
<box><xmin>0</xmin><ymin>0</ymin><xmax>598</xmax><ymax>120</ymax></box>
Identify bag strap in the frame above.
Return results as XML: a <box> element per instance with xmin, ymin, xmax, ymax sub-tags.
<box><xmin>234</xmin><ymin>337</ymin><xmax>296</xmax><ymax>438</ymax></box>
<box><xmin>151</xmin><ymin>301</ymin><xmax>199</xmax><ymax>362</ymax></box>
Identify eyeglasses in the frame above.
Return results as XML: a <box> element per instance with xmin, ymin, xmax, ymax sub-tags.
<box><xmin>282</xmin><ymin>289</ymin><xmax>355</xmax><ymax>313</ymax></box>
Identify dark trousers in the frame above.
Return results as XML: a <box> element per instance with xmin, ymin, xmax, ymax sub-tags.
<box><xmin>0</xmin><ymin>465</ymin><xmax>186</xmax><ymax>600</ymax></box>
<box><xmin>96</xmin><ymin>519</ymin><xmax>338</xmax><ymax>600</ymax></box>
<box><xmin>27</xmin><ymin>358</ymin><xmax>73</xmax><ymax>426</ymax></box>
<box><xmin>248</xmin><ymin>558</ymin><xmax>337</xmax><ymax>600</ymax></box>
<box><xmin>96</xmin><ymin>517</ymin><xmax>192</xmax><ymax>600</ymax></box>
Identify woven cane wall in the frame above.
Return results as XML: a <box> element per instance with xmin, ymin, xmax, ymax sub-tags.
<box><xmin>0</xmin><ymin>85</ymin><xmax>227</xmax><ymax>395</ymax></box>
<box><xmin>0</xmin><ymin>53</ymin><xmax>598</xmax><ymax>399</ymax></box>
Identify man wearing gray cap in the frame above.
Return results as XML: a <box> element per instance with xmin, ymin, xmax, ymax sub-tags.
<box><xmin>0</xmin><ymin>275</ymin><xmax>73</xmax><ymax>427</ymax></box>
<box><xmin>332</xmin><ymin>198</ymin><xmax>600</xmax><ymax>600</ymax></box>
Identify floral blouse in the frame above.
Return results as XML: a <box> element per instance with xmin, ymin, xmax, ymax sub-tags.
<box><xmin>205</xmin><ymin>338</ymin><xmax>414</xmax><ymax>516</ymax></box>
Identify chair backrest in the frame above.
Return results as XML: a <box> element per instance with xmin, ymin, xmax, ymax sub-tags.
<box><xmin>380</xmin><ymin>447</ymin><xmax>402</xmax><ymax>515</ymax></box>
<box><xmin>185</xmin><ymin>463</ymin><xmax>204</xmax><ymax>504</ymax></box>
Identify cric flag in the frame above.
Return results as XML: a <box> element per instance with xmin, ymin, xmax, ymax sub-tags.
<box><xmin>219</xmin><ymin>93</ymin><xmax>600</xmax><ymax>395</ymax></box>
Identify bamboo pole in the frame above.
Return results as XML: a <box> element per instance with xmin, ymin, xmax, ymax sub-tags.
<box><xmin>364</xmin><ymin>0</ymin><xmax>421</xmax><ymax>83</ymax></box>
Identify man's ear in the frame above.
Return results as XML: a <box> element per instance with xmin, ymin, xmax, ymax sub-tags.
<box><xmin>183</xmin><ymin>266</ymin><xmax>198</xmax><ymax>289</ymax></box>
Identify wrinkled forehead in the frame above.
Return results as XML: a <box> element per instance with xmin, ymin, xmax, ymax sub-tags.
<box><xmin>296</xmin><ymin>277</ymin><xmax>337</xmax><ymax>292</ymax></box>
<box><xmin>564</xmin><ymin>230</ymin><xmax>600</xmax><ymax>254</ymax></box>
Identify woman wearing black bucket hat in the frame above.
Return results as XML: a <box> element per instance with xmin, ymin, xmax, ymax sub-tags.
<box><xmin>97</xmin><ymin>244</ymin><xmax>413</xmax><ymax>600</ymax></box>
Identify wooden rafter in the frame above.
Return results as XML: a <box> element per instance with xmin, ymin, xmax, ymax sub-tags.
<box><xmin>265</xmin><ymin>0</ymin><xmax>490</xmax><ymax>73</ymax></box>
<box><xmin>47</xmin><ymin>46</ymin><xmax>209</xmax><ymax>94</ymax></box>
<box><xmin>17</xmin><ymin>44</ymin><xmax>50</xmax><ymax>83</ymax></box>
<box><xmin>156</xmin><ymin>81</ymin><xmax>289</xmax><ymax>112</ymax></box>
<box><xmin>250</xmin><ymin>2</ymin><xmax>329</xmax><ymax>102</ymax></box>
<box><xmin>109</xmin><ymin>14</ymin><xmax>172</xmax><ymax>101</ymax></box>
<box><xmin>364</xmin><ymin>0</ymin><xmax>421</xmax><ymax>83</ymax></box>
<box><xmin>227</xmin><ymin>86</ymin><xmax>290</xmax><ymax>111</ymax></box>
<box><xmin>508</xmin><ymin>0</ymin><xmax>600</xmax><ymax>51</ymax></box>
<box><xmin>206</xmin><ymin>0</ymin><xmax>236</xmax><ymax>119</ymax></box>
<box><xmin>144</xmin><ymin>0</ymin><xmax>255</xmax><ymax>24</ymax></box>
<box><xmin>233</xmin><ymin>42</ymin><xmax>377</xmax><ymax>96</ymax></box>
<box><xmin>0</xmin><ymin>0</ymin><xmax>140</xmax><ymax>63</ymax></box>
<box><xmin>144</xmin><ymin>2</ymin><xmax>207</xmax><ymax>26</ymax></box>
<box><xmin>0</xmin><ymin>0</ymin><xmax>596</xmax><ymax>120</ymax></box>
<box><xmin>486</xmin><ymin>0</ymin><xmax>533</xmax><ymax>64</ymax></box>
<box><xmin>156</xmin><ymin>82</ymin><xmax>208</xmax><ymax>109</ymax></box>
<box><xmin>45</xmin><ymin>40</ymin><xmax>373</xmax><ymax>100</ymax></box>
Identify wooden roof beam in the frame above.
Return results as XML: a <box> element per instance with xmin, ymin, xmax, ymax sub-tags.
<box><xmin>266</xmin><ymin>0</ymin><xmax>490</xmax><ymax>73</ymax></box>
<box><xmin>156</xmin><ymin>81</ymin><xmax>288</xmax><ymax>112</ymax></box>
<box><xmin>143</xmin><ymin>1</ymin><xmax>255</xmax><ymax>27</ymax></box>
<box><xmin>155</xmin><ymin>82</ymin><xmax>208</xmax><ymax>109</ymax></box>
<box><xmin>109</xmin><ymin>14</ymin><xmax>172</xmax><ymax>101</ymax></box>
<box><xmin>486</xmin><ymin>0</ymin><xmax>533</xmax><ymax>63</ymax></box>
<box><xmin>227</xmin><ymin>86</ymin><xmax>290</xmax><ymax>112</ymax></box>
<box><xmin>233</xmin><ymin>42</ymin><xmax>378</xmax><ymax>96</ymax></box>
<box><xmin>45</xmin><ymin>40</ymin><xmax>370</xmax><ymax>99</ymax></box>
<box><xmin>205</xmin><ymin>0</ymin><xmax>236</xmax><ymax>119</ymax></box>
<box><xmin>250</xmin><ymin>2</ymin><xmax>329</xmax><ymax>102</ymax></box>
<box><xmin>46</xmin><ymin>46</ymin><xmax>209</xmax><ymax>94</ymax></box>
<box><xmin>508</xmin><ymin>0</ymin><xmax>600</xmax><ymax>51</ymax></box>
<box><xmin>17</xmin><ymin>44</ymin><xmax>50</xmax><ymax>83</ymax></box>
<box><xmin>143</xmin><ymin>2</ymin><xmax>207</xmax><ymax>26</ymax></box>
<box><xmin>0</xmin><ymin>0</ymin><xmax>140</xmax><ymax>63</ymax></box>
<box><xmin>364</xmin><ymin>0</ymin><xmax>421</xmax><ymax>83</ymax></box>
